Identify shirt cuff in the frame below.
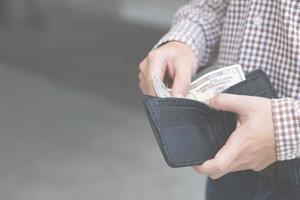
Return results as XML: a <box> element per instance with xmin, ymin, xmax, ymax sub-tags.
<box><xmin>272</xmin><ymin>98</ymin><xmax>300</xmax><ymax>161</ymax></box>
<box><xmin>153</xmin><ymin>20</ymin><xmax>207</xmax><ymax>67</ymax></box>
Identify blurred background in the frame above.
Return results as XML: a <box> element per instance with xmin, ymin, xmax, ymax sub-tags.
<box><xmin>0</xmin><ymin>0</ymin><xmax>206</xmax><ymax>199</ymax></box>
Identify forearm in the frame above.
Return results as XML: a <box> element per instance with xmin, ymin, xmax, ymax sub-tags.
<box><xmin>155</xmin><ymin>0</ymin><xmax>228</xmax><ymax>67</ymax></box>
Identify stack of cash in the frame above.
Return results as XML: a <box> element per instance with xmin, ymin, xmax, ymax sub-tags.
<box><xmin>153</xmin><ymin>64</ymin><xmax>245</xmax><ymax>103</ymax></box>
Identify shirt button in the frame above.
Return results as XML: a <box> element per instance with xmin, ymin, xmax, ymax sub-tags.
<box><xmin>253</xmin><ymin>16</ymin><xmax>263</xmax><ymax>27</ymax></box>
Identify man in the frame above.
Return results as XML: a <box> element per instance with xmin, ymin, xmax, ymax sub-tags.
<box><xmin>138</xmin><ymin>0</ymin><xmax>300</xmax><ymax>199</ymax></box>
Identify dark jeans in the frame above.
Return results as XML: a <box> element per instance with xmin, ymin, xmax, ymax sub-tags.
<box><xmin>205</xmin><ymin>170</ymin><xmax>300</xmax><ymax>200</ymax></box>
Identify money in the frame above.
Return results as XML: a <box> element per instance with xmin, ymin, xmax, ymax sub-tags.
<box><xmin>153</xmin><ymin>75</ymin><xmax>171</xmax><ymax>98</ymax></box>
<box><xmin>153</xmin><ymin>64</ymin><xmax>245</xmax><ymax>103</ymax></box>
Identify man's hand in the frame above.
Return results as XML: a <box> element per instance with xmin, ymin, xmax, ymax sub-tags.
<box><xmin>139</xmin><ymin>41</ymin><xmax>197</xmax><ymax>97</ymax></box>
<box><xmin>193</xmin><ymin>94</ymin><xmax>277</xmax><ymax>179</ymax></box>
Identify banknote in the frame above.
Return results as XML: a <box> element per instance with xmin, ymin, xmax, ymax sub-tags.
<box><xmin>188</xmin><ymin>64</ymin><xmax>245</xmax><ymax>101</ymax></box>
<box><xmin>153</xmin><ymin>64</ymin><xmax>245</xmax><ymax>102</ymax></box>
<box><xmin>153</xmin><ymin>75</ymin><xmax>171</xmax><ymax>98</ymax></box>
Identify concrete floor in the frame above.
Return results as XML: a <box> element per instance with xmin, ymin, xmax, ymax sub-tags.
<box><xmin>0</xmin><ymin>14</ymin><xmax>206</xmax><ymax>199</ymax></box>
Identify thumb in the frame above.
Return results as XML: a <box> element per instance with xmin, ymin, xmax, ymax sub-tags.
<box><xmin>209</xmin><ymin>93</ymin><xmax>247</xmax><ymax>115</ymax></box>
<box><xmin>171</xmin><ymin>63</ymin><xmax>192</xmax><ymax>98</ymax></box>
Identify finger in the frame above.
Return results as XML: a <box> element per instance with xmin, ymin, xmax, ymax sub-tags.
<box><xmin>209</xmin><ymin>93</ymin><xmax>248</xmax><ymax>115</ymax></box>
<box><xmin>171</xmin><ymin>61</ymin><xmax>192</xmax><ymax>97</ymax></box>
<box><xmin>139</xmin><ymin>72</ymin><xmax>148</xmax><ymax>94</ymax></box>
<box><xmin>139</xmin><ymin>58</ymin><xmax>148</xmax><ymax>75</ymax></box>
<box><xmin>147</xmin><ymin>54</ymin><xmax>167</xmax><ymax>96</ymax></box>
<box><xmin>139</xmin><ymin>72</ymin><xmax>147</xmax><ymax>85</ymax></box>
<box><xmin>139</xmin><ymin>81</ymin><xmax>147</xmax><ymax>94</ymax></box>
<box><xmin>193</xmin><ymin>159</ymin><xmax>223</xmax><ymax>178</ymax></box>
<box><xmin>139</xmin><ymin>58</ymin><xmax>149</xmax><ymax>92</ymax></box>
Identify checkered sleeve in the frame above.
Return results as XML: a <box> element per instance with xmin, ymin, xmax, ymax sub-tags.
<box><xmin>272</xmin><ymin>98</ymin><xmax>300</xmax><ymax>161</ymax></box>
<box><xmin>154</xmin><ymin>0</ymin><xmax>228</xmax><ymax>68</ymax></box>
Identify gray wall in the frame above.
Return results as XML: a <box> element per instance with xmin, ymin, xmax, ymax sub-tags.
<box><xmin>52</xmin><ymin>0</ymin><xmax>120</xmax><ymax>17</ymax></box>
<box><xmin>120</xmin><ymin>0</ymin><xmax>185</xmax><ymax>27</ymax></box>
<box><xmin>0</xmin><ymin>0</ymin><xmax>186</xmax><ymax>27</ymax></box>
<box><xmin>50</xmin><ymin>0</ymin><xmax>186</xmax><ymax>27</ymax></box>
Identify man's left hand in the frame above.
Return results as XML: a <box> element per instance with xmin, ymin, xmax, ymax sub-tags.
<box><xmin>193</xmin><ymin>94</ymin><xmax>277</xmax><ymax>179</ymax></box>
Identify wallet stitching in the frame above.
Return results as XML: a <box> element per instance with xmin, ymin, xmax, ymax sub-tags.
<box><xmin>156</xmin><ymin>99</ymin><xmax>212</xmax><ymax>112</ymax></box>
<box><xmin>156</xmin><ymin>106</ymin><xmax>210</xmax><ymax>118</ymax></box>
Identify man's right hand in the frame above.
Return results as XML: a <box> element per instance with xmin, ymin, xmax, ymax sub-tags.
<box><xmin>138</xmin><ymin>41</ymin><xmax>198</xmax><ymax>97</ymax></box>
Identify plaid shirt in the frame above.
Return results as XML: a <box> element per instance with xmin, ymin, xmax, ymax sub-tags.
<box><xmin>156</xmin><ymin>0</ymin><xmax>300</xmax><ymax>161</ymax></box>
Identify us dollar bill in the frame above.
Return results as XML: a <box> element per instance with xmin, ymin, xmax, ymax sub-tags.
<box><xmin>153</xmin><ymin>75</ymin><xmax>171</xmax><ymax>98</ymax></box>
<box><xmin>187</xmin><ymin>64</ymin><xmax>245</xmax><ymax>102</ymax></box>
<box><xmin>153</xmin><ymin>64</ymin><xmax>245</xmax><ymax>103</ymax></box>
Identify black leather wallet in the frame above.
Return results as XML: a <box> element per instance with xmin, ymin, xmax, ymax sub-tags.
<box><xmin>143</xmin><ymin>69</ymin><xmax>278</xmax><ymax>168</ymax></box>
